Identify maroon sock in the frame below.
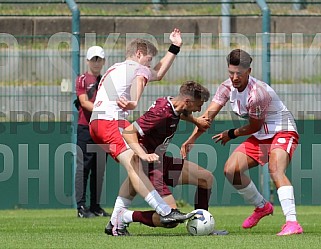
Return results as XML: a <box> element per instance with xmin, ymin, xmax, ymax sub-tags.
<box><xmin>132</xmin><ymin>210</ymin><xmax>156</xmax><ymax>227</ymax></box>
<box><xmin>194</xmin><ymin>187</ymin><xmax>212</xmax><ymax>210</ymax></box>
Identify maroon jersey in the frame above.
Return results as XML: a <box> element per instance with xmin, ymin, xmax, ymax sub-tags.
<box><xmin>76</xmin><ymin>72</ymin><xmax>100</xmax><ymax>125</ymax></box>
<box><xmin>133</xmin><ymin>97</ymin><xmax>180</xmax><ymax>155</ymax></box>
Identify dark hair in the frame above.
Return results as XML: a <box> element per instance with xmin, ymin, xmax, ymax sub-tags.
<box><xmin>179</xmin><ymin>81</ymin><xmax>210</xmax><ymax>102</ymax></box>
<box><xmin>226</xmin><ymin>49</ymin><xmax>252</xmax><ymax>68</ymax></box>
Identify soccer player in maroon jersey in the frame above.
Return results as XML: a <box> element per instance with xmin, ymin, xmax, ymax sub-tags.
<box><xmin>105</xmin><ymin>81</ymin><xmax>228</xmax><ymax>236</ymax></box>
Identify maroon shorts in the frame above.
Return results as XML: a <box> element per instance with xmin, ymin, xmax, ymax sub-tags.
<box><xmin>144</xmin><ymin>155</ymin><xmax>184</xmax><ymax>197</ymax></box>
<box><xmin>234</xmin><ymin>131</ymin><xmax>299</xmax><ymax>165</ymax></box>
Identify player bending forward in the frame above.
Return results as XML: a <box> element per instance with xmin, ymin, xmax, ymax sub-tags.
<box><xmin>106</xmin><ymin>81</ymin><xmax>228</xmax><ymax>236</ymax></box>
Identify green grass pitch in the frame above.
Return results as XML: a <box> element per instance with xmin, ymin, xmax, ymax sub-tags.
<box><xmin>1</xmin><ymin>206</ymin><xmax>321</xmax><ymax>249</ymax></box>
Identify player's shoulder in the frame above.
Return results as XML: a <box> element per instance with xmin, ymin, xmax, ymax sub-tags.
<box><xmin>77</xmin><ymin>73</ymin><xmax>86</xmax><ymax>81</ymax></box>
<box><xmin>106</xmin><ymin>61</ymin><xmax>127</xmax><ymax>72</ymax></box>
<box><xmin>248</xmin><ymin>77</ymin><xmax>273</xmax><ymax>103</ymax></box>
<box><xmin>249</xmin><ymin>76</ymin><xmax>267</xmax><ymax>87</ymax></box>
<box><xmin>215</xmin><ymin>79</ymin><xmax>232</xmax><ymax>96</ymax></box>
<box><xmin>122</xmin><ymin>60</ymin><xmax>144</xmax><ymax>69</ymax></box>
<box><xmin>155</xmin><ymin>96</ymin><xmax>169</xmax><ymax>103</ymax></box>
<box><xmin>149</xmin><ymin>97</ymin><xmax>173</xmax><ymax>113</ymax></box>
<box><xmin>220</xmin><ymin>78</ymin><xmax>233</xmax><ymax>90</ymax></box>
<box><xmin>248</xmin><ymin>76</ymin><xmax>272</xmax><ymax>94</ymax></box>
<box><xmin>76</xmin><ymin>73</ymin><xmax>88</xmax><ymax>86</ymax></box>
<box><xmin>155</xmin><ymin>96</ymin><xmax>173</xmax><ymax>108</ymax></box>
<box><xmin>80</xmin><ymin>72</ymin><xmax>96</xmax><ymax>81</ymax></box>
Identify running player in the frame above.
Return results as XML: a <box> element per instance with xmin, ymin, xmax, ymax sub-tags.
<box><xmin>89</xmin><ymin>29</ymin><xmax>193</xmax><ymax>229</ymax></box>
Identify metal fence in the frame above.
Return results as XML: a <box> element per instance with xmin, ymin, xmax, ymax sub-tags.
<box><xmin>1</xmin><ymin>33</ymin><xmax>321</xmax><ymax>121</ymax></box>
<box><xmin>1</xmin><ymin>1</ymin><xmax>321</xmax><ymax>121</ymax></box>
<box><xmin>1</xmin><ymin>1</ymin><xmax>321</xmax><ymax>16</ymax></box>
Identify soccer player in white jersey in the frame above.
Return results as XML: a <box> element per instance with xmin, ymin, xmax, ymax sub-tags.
<box><xmin>89</xmin><ymin>29</ymin><xmax>194</xmax><ymax>235</ymax></box>
<box><xmin>181</xmin><ymin>49</ymin><xmax>303</xmax><ymax>236</ymax></box>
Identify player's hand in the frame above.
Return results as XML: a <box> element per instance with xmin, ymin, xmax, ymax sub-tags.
<box><xmin>169</xmin><ymin>28</ymin><xmax>182</xmax><ymax>47</ymax></box>
<box><xmin>195</xmin><ymin>117</ymin><xmax>211</xmax><ymax>132</ymax></box>
<box><xmin>117</xmin><ymin>96</ymin><xmax>137</xmax><ymax>110</ymax></box>
<box><xmin>212</xmin><ymin>130</ymin><xmax>231</xmax><ymax>146</ymax></box>
<box><xmin>140</xmin><ymin>153</ymin><xmax>160</xmax><ymax>163</ymax></box>
<box><xmin>180</xmin><ymin>141</ymin><xmax>194</xmax><ymax>159</ymax></box>
<box><xmin>116</xmin><ymin>96</ymin><xmax>128</xmax><ymax>109</ymax></box>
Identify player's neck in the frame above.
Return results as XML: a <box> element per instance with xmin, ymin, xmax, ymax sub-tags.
<box><xmin>170</xmin><ymin>97</ymin><xmax>185</xmax><ymax>114</ymax></box>
<box><xmin>87</xmin><ymin>70</ymin><xmax>100</xmax><ymax>77</ymax></box>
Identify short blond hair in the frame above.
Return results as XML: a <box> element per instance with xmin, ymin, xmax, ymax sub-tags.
<box><xmin>126</xmin><ymin>39</ymin><xmax>158</xmax><ymax>58</ymax></box>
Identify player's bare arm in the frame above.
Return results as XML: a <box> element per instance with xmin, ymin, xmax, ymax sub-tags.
<box><xmin>78</xmin><ymin>93</ymin><xmax>94</xmax><ymax>112</ymax></box>
<box><xmin>122</xmin><ymin>124</ymin><xmax>160</xmax><ymax>163</ymax></box>
<box><xmin>180</xmin><ymin>101</ymin><xmax>223</xmax><ymax>158</ymax></box>
<box><xmin>212</xmin><ymin>117</ymin><xmax>264</xmax><ymax>146</ymax></box>
<box><xmin>150</xmin><ymin>28</ymin><xmax>182</xmax><ymax>81</ymax></box>
<box><xmin>180</xmin><ymin>113</ymin><xmax>211</xmax><ymax>132</ymax></box>
<box><xmin>116</xmin><ymin>76</ymin><xmax>147</xmax><ymax>110</ymax></box>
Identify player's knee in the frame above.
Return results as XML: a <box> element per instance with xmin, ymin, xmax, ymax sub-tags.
<box><xmin>223</xmin><ymin>165</ymin><xmax>231</xmax><ymax>177</ymax></box>
<box><xmin>205</xmin><ymin>170</ymin><xmax>214</xmax><ymax>187</ymax></box>
<box><xmin>198</xmin><ymin>170</ymin><xmax>214</xmax><ymax>189</ymax></box>
<box><xmin>223</xmin><ymin>162</ymin><xmax>239</xmax><ymax>178</ymax></box>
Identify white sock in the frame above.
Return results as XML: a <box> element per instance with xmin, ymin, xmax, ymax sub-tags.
<box><xmin>238</xmin><ymin>181</ymin><xmax>266</xmax><ymax>208</ymax></box>
<box><xmin>110</xmin><ymin>196</ymin><xmax>132</xmax><ymax>225</ymax></box>
<box><xmin>277</xmin><ymin>185</ymin><xmax>297</xmax><ymax>222</ymax></box>
<box><xmin>144</xmin><ymin>190</ymin><xmax>171</xmax><ymax>216</ymax></box>
<box><xmin>122</xmin><ymin>210</ymin><xmax>134</xmax><ymax>223</ymax></box>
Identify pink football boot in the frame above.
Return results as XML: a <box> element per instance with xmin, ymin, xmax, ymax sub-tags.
<box><xmin>242</xmin><ymin>202</ymin><xmax>274</xmax><ymax>229</ymax></box>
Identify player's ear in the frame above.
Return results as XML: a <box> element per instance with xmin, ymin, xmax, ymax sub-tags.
<box><xmin>184</xmin><ymin>98</ymin><xmax>192</xmax><ymax>106</ymax></box>
<box><xmin>136</xmin><ymin>50</ymin><xmax>142</xmax><ymax>59</ymax></box>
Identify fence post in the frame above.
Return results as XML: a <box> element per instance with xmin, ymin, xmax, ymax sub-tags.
<box><xmin>66</xmin><ymin>0</ymin><xmax>80</xmax><ymax>208</ymax></box>
<box><xmin>152</xmin><ymin>0</ymin><xmax>167</xmax><ymax>11</ymax></box>
<box><xmin>293</xmin><ymin>0</ymin><xmax>307</xmax><ymax>10</ymax></box>
<box><xmin>221</xmin><ymin>0</ymin><xmax>231</xmax><ymax>46</ymax></box>
<box><xmin>256</xmin><ymin>0</ymin><xmax>271</xmax><ymax>202</ymax></box>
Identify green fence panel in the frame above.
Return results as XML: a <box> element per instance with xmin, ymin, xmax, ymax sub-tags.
<box><xmin>1</xmin><ymin>120</ymin><xmax>321</xmax><ymax>209</ymax></box>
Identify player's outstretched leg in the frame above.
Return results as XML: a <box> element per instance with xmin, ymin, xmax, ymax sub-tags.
<box><xmin>242</xmin><ymin>202</ymin><xmax>274</xmax><ymax>229</ymax></box>
<box><xmin>159</xmin><ymin>209</ymin><xmax>195</xmax><ymax>225</ymax></box>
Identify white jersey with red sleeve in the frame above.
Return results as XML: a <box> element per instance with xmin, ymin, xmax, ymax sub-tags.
<box><xmin>90</xmin><ymin>60</ymin><xmax>152</xmax><ymax>121</ymax></box>
<box><xmin>213</xmin><ymin>76</ymin><xmax>297</xmax><ymax>140</ymax></box>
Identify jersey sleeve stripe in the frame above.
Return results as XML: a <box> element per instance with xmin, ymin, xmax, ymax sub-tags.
<box><xmin>133</xmin><ymin>121</ymin><xmax>144</xmax><ymax>136</ymax></box>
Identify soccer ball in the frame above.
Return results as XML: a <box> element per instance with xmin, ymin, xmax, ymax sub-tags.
<box><xmin>186</xmin><ymin>209</ymin><xmax>215</xmax><ymax>236</ymax></box>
